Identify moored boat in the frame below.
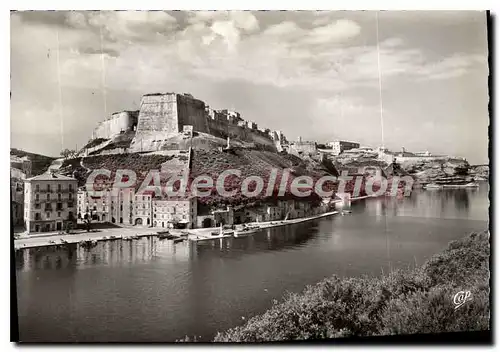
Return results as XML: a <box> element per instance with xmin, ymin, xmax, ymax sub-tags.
<box><xmin>233</xmin><ymin>225</ymin><xmax>261</xmax><ymax>238</ymax></box>
<box><xmin>424</xmin><ymin>181</ymin><xmax>480</xmax><ymax>190</ymax></box>
<box><xmin>424</xmin><ymin>183</ymin><xmax>443</xmax><ymax>189</ymax></box>
<box><xmin>442</xmin><ymin>182</ymin><xmax>479</xmax><ymax>189</ymax></box>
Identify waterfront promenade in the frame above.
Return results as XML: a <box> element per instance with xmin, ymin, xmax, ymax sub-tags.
<box><xmin>14</xmin><ymin>195</ymin><xmax>375</xmax><ymax>249</ymax></box>
<box><xmin>188</xmin><ymin>210</ymin><xmax>341</xmax><ymax>242</ymax></box>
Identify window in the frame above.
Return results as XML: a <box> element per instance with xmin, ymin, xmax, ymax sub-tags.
<box><xmin>57</xmin><ymin>184</ymin><xmax>61</xmax><ymax>191</ymax></box>
<box><xmin>35</xmin><ymin>194</ymin><xmax>39</xmax><ymax>201</ymax></box>
<box><xmin>46</xmin><ymin>212</ymin><xmax>50</xmax><ymax>219</ymax></box>
<box><xmin>142</xmin><ymin>196</ymin><xmax>145</xmax><ymax>201</ymax></box>
<box><xmin>58</xmin><ymin>212</ymin><xmax>61</xmax><ymax>217</ymax></box>
<box><xmin>58</xmin><ymin>194</ymin><xmax>62</xmax><ymax>201</ymax></box>
<box><xmin>35</xmin><ymin>203</ymin><xmax>40</xmax><ymax>209</ymax></box>
<box><xmin>35</xmin><ymin>184</ymin><xmax>40</xmax><ymax>192</ymax></box>
<box><xmin>69</xmin><ymin>193</ymin><xmax>72</xmax><ymax>199</ymax></box>
<box><xmin>47</xmin><ymin>185</ymin><xmax>51</xmax><ymax>192</ymax></box>
<box><xmin>57</xmin><ymin>203</ymin><xmax>63</xmax><ymax>211</ymax></box>
<box><xmin>46</xmin><ymin>194</ymin><xmax>50</xmax><ymax>200</ymax></box>
<box><xmin>35</xmin><ymin>213</ymin><xmax>41</xmax><ymax>220</ymax></box>
<box><xmin>69</xmin><ymin>184</ymin><xmax>73</xmax><ymax>191</ymax></box>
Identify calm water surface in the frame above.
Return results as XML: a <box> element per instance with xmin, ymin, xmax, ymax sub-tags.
<box><xmin>15</xmin><ymin>185</ymin><xmax>489</xmax><ymax>342</ymax></box>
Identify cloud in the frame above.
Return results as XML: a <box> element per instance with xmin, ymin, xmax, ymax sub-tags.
<box><xmin>416</xmin><ymin>54</ymin><xmax>488</xmax><ymax>81</ymax></box>
<box><xmin>66</xmin><ymin>11</ymin><xmax>178</xmax><ymax>42</ymax></box>
<box><xmin>302</xmin><ymin>19</ymin><xmax>361</xmax><ymax>44</ymax></box>
<box><xmin>187</xmin><ymin>11</ymin><xmax>259</xmax><ymax>32</ymax></box>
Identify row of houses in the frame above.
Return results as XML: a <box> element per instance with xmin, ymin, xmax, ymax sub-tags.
<box><xmin>76</xmin><ymin>188</ymin><xmax>198</xmax><ymax>230</ymax></box>
<box><xmin>11</xmin><ymin>155</ymin><xmax>33</xmax><ymax>226</ymax></box>
<box><xmin>21</xmin><ymin>170</ymin><xmax>335</xmax><ymax>233</ymax></box>
<box><xmin>286</xmin><ymin>137</ymin><xmax>361</xmax><ymax>159</ymax></box>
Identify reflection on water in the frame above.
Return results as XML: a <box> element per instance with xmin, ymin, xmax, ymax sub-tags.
<box><xmin>15</xmin><ymin>183</ymin><xmax>489</xmax><ymax>342</ymax></box>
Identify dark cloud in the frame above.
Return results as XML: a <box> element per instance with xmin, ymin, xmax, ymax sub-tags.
<box><xmin>79</xmin><ymin>46</ymin><xmax>120</xmax><ymax>57</ymax></box>
<box><xmin>12</xmin><ymin>10</ymin><xmax>72</xmax><ymax>28</ymax></box>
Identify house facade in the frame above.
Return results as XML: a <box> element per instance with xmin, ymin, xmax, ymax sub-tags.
<box><xmin>152</xmin><ymin>197</ymin><xmax>197</xmax><ymax>229</ymax></box>
<box><xmin>24</xmin><ymin>173</ymin><xmax>77</xmax><ymax>233</ymax></box>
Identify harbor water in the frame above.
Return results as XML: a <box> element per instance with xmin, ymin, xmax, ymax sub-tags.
<box><xmin>15</xmin><ymin>184</ymin><xmax>489</xmax><ymax>342</ymax></box>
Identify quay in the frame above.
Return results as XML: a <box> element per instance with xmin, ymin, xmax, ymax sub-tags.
<box><xmin>188</xmin><ymin>194</ymin><xmax>378</xmax><ymax>242</ymax></box>
<box><xmin>14</xmin><ymin>195</ymin><xmax>378</xmax><ymax>249</ymax></box>
<box><xmin>14</xmin><ymin>227</ymin><xmax>187</xmax><ymax>250</ymax></box>
<box><xmin>188</xmin><ymin>210</ymin><xmax>341</xmax><ymax>242</ymax></box>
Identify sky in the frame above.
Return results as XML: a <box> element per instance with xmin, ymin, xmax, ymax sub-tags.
<box><xmin>10</xmin><ymin>11</ymin><xmax>490</xmax><ymax>164</ymax></box>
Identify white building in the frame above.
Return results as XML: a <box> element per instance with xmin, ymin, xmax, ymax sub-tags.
<box><xmin>133</xmin><ymin>193</ymin><xmax>154</xmax><ymax>226</ymax></box>
<box><xmin>24</xmin><ymin>173</ymin><xmax>77</xmax><ymax>233</ymax></box>
<box><xmin>326</xmin><ymin>140</ymin><xmax>361</xmax><ymax>156</ymax></box>
<box><xmin>152</xmin><ymin>197</ymin><xmax>197</xmax><ymax>229</ymax></box>
<box><xmin>77</xmin><ymin>187</ymin><xmax>135</xmax><ymax>225</ymax></box>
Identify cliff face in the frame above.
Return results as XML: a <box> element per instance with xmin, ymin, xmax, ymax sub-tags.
<box><xmin>407</xmin><ymin>159</ymin><xmax>473</xmax><ymax>186</ymax></box>
<box><xmin>470</xmin><ymin>165</ymin><xmax>489</xmax><ymax>180</ymax></box>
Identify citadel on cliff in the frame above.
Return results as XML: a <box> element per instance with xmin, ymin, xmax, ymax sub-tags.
<box><xmin>83</xmin><ymin>92</ymin><xmax>288</xmax><ymax>156</ymax></box>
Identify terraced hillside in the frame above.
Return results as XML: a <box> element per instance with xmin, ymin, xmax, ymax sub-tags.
<box><xmin>59</xmin><ymin>148</ymin><xmax>349</xmax><ymax>206</ymax></box>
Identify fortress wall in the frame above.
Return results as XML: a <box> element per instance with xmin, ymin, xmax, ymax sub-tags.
<box><xmin>207</xmin><ymin>119</ymin><xmax>276</xmax><ymax>151</ymax></box>
<box><xmin>92</xmin><ymin>111</ymin><xmax>139</xmax><ymax>140</ymax></box>
<box><xmin>92</xmin><ymin>121</ymin><xmax>110</xmax><ymax>139</ymax></box>
<box><xmin>395</xmin><ymin>155</ymin><xmax>449</xmax><ymax>164</ymax></box>
<box><xmin>176</xmin><ymin>94</ymin><xmax>209</xmax><ymax>133</ymax></box>
<box><xmin>136</xmin><ymin>94</ymin><xmax>179</xmax><ymax>135</ymax></box>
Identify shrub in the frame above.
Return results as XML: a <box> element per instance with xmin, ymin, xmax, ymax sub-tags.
<box><xmin>212</xmin><ymin>231</ymin><xmax>490</xmax><ymax>342</ymax></box>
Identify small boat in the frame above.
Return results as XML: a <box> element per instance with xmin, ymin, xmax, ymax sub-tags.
<box><xmin>157</xmin><ymin>231</ymin><xmax>170</xmax><ymax>239</ymax></box>
<box><xmin>425</xmin><ymin>181</ymin><xmax>480</xmax><ymax>190</ymax></box>
<box><xmin>424</xmin><ymin>183</ymin><xmax>443</xmax><ymax>190</ymax></box>
<box><xmin>173</xmin><ymin>238</ymin><xmax>185</xmax><ymax>244</ymax></box>
<box><xmin>79</xmin><ymin>239</ymin><xmax>98</xmax><ymax>249</ymax></box>
<box><xmin>233</xmin><ymin>226</ymin><xmax>260</xmax><ymax>238</ymax></box>
<box><xmin>442</xmin><ymin>182</ymin><xmax>479</xmax><ymax>189</ymax></box>
<box><xmin>211</xmin><ymin>225</ymin><xmax>234</xmax><ymax>237</ymax></box>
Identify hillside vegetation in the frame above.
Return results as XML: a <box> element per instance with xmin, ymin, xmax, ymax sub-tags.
<box><xmin>10</xmin><ymin>148</ymin><xmax>56</xmax><ymax>176</ymax></box>
<box><xmin>211</xmin><ymin>231</ymin><xmax>490</xmax><ymax>342</ymax></box>
<box><xmin>59</xmin><ymin>148</ymin><xmax>351</xmax><ymax>206</ymax></box>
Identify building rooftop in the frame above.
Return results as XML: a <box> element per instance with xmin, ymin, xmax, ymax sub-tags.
<box><xmin>26</xmin><ymin>173</ymin><xmax>76</xmax><ymax>182</ymax></box>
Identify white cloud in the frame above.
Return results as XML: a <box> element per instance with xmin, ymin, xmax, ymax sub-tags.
<box><xmin>303</xmin><ymin>19</ymin><xmax>361</xmax><ymax>44</ymax></box>
<box><xmin>210</xmin><ymin>21</ymin><xmax>241</xmax><ymax>51</ymax></box>
<box><xmin>66</xmin><ymin>11</ymin><xmax>178</xmax><ymax>42</ymax></box>
<box><xmin>187</xmin><ymin>11</ymin><xmax>259</xmax><ymax>32</ymax></box>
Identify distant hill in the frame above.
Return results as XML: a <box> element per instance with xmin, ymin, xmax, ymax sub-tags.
<box><xmin>10</xmin><ymin>148</ymin><xmax>56</xmax><ymax>176</ymax></box>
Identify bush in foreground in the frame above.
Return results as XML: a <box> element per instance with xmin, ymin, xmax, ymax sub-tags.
<box><xmin>211</xmin><ymin>231</ymin><xmax>490</xmax><ymax>342</ymax></box>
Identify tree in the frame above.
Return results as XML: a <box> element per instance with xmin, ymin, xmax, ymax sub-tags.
<box><xmin>60</xmin><ymin>149</ymin><xmax>77</xmax><ymax>159</ymax></box>
<box><xmin>65</xmin><ymin>212</ymin><xmax>76</xmax><ymax>234</ymax></box>
<box><xmin>83</xmin><ymin>212</ymin><xmax>92</xmax><ymax>232</ymax></box>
